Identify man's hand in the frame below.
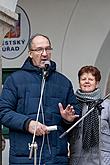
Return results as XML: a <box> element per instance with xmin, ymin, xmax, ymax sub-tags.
<box><xmin>59</xmin><ymin>103</ymin><xmax>79</xmax><ymax>122</ymax></box>
<box><xmin>28</xmin><ymin>120</ymin><xmax>48</xmax><ymax>136</ymax></box>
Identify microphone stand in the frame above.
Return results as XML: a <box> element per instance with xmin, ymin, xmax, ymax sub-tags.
<box><xmin>28</xmin><ymin>70</ymin><xmax>47</xmax><ymax>165</ymax></box>
<box><xmin>59</xmin><ymin>93</ymin><xmax>110</xmax><ymax>165</ymax></box>
<box><xmin>59</xmin><ymin>93</ymin><xmax>110</xmax><ymax>138</ymax></box>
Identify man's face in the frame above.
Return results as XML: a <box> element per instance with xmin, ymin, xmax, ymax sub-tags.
<box><xmin>29</xmin><ymin>36</ymin><xmax>52</xmax><ymax>68</ymax></box>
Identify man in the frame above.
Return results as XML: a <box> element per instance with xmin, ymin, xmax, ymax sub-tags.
<box><xmin>0</xmin><ymin>34</ymin><xmax>79</xmax><ymax>165</ymax></box>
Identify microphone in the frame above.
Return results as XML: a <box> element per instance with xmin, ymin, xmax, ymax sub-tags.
<box><xmin>93</xmin><ymin>92</ymin><xmax>110</xmax><ymax>108</ymax></box>
<box><xmin>44</xmin><ymin>60</ymin><xmax>50</xmax><ymax>71</ymax></box>
<box><xmin>43</xmin><ymin>61</ymin><xmax>50</xmax><ymax>79</ymax></box>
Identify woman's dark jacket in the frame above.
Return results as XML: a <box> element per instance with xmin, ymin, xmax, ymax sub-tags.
<box><xmin>0</xmin><ymin>58</ymin><xmax>79</xmax><ymax>165</ymax></box>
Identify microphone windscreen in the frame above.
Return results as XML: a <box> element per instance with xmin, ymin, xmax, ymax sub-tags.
<box><xmin>44</xmin><ymin>61</ymin><xmax>50</xmax><ymax>70</ymax></box>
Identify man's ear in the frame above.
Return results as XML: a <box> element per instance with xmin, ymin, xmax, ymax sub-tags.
<box><xmin>28</xmin><ymin>51</ymin><xmax>32</xmax><ymax>58</ymax></box>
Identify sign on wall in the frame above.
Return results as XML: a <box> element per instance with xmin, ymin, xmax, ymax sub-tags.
<box><xmin>1</xmin><ymin>5</ymin><xmax>31</xmax><ymax>59</ymax></box>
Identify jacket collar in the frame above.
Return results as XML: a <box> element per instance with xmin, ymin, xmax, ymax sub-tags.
<box><xmin>21</xmin><ymin>57</ymin><xmax>56</xmax><ymax>76</ymax></box>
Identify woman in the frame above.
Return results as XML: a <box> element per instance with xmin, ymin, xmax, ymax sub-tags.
<box><xmin>69</xmin><ymin>66</ymin><xmax>110</xmax><ymax>165</ymax></box>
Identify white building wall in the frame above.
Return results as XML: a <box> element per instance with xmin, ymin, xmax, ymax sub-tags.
<box><xmin>0</xmin><ymin>0</ymin><xmax>18</xmax><ymax>12</ymax></box>
<box><xmin>2</xmin><ymin>0</ymin><xmax>110</xmax><ymax>91</ymax></box>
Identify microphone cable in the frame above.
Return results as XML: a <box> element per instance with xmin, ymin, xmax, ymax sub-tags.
<box><xmin>38</xmin><ymin>104</ymin><xmax>51</xmax><ymax>165</ymax></box>
<box><xmin>31</xmin><ymin>74</ymin><xmax>46</xmax><ymax>146</ymax></box>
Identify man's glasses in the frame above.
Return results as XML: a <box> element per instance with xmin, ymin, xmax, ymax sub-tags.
<box><xmin>30</xmin><ymin>46</ymin><xmax>53</xmax><ymax>54</ymax></box>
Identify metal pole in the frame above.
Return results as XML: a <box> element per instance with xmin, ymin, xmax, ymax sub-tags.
<box><xmin>59</xmin><ymin>93</ymin><xmax>110</xmax><ymax>139</ymax></box>
<box><xmin>29</xmin><ymin>71</ymin><xmax>47</xmax><ymax>164</ymax></box>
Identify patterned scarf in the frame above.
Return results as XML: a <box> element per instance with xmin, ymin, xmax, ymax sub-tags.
<box><xmin>75</xmin><ymin>88</ymin><xmax>101</xmax><ymax>151</ymax></box>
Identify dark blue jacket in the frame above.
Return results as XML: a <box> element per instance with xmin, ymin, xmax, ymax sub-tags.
<box><xmin>0</xmin><ymin>58</ymin><xmax>79</xmax><ymax>165</ymax></box>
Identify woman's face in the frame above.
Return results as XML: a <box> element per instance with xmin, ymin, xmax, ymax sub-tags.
<box><xmin>79</xmin><ymin>72</ymin><xmax>99</xmax><ymax>92</ymax></box>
